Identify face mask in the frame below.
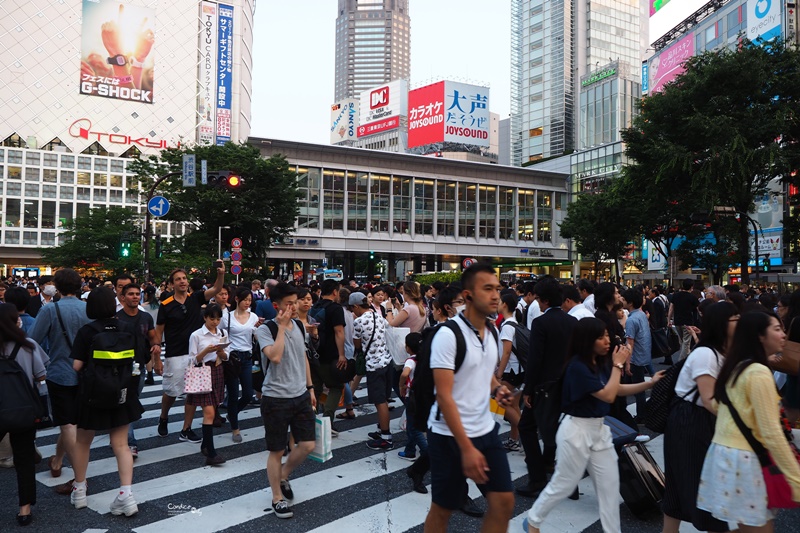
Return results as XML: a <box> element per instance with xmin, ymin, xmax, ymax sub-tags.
<box><xmin>43</xmin><ymin>285</ymin><xmax>57</xmax><ymax>297</ymax></box>
<box><xmin>454</xmin><ymin>304</ymin><xmax>466</xmax><ymax>315</ymax></box>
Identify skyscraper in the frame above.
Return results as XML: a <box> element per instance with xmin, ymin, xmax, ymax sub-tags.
<box><xmin>334</xmin><ymin>0</ymin><xmax>411</xmax><ymax>101</ymax></box>
<box><xmin>512</xmin><ymin>0</ymin><xmax>641</xmax><ymax>163</ymax></box>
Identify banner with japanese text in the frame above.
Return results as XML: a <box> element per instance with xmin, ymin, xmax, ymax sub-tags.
<box><xmin>215</xmin><ymin>4</ymin><xmax>233</xmax><ymax>145</ymax></box>
<box><xmin>443</xmin><ymin>81</ymin><xmax>489</xmax><ymax>147</ymax></box>
<box><xmin>198</xmin><ymin>1</ymin><xmax>217</xmax><ymax>145</ymax></box>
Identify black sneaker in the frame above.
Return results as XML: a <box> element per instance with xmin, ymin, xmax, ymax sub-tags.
<box><xmin>273</xmin><ymin>499</ymin><xmax>293</xmax><ymax>519</ymax></box>
<box><xmin>280</xmin><ymin>479</ymin><xmax>294</xmax><ymax>500</ymax></box>
<box><xmin>178</xmin><ymin>428</ymin><xmax>201</xmax><ymax>443</ymax></box>
<box><xmin>157</xmin><ymin>418</ymin><xmax>168</xmax><ymax>438</ymax></box>
<box><xmin>368</xmin><ymin>431</ymin><xmax>382</xmax><ymax>440</ymax></box>
<box><xmin>144</xmin><ymin>375</ymin><xmax>155</xmax><ymax>385</ymax></box>
<box><xmin>366</xmin><ymin>438</ymin><xmax>393</xmax><ymax>450</ymax></box>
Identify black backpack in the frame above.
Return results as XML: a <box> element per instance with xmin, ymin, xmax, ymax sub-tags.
<box><xmin>409</xmin><ymin>319</ymin><xmax>498</xmax><ymax>430</ymax></box>
<box><xmin>263</xmin><ymin>319</ymin><xmax>311</xmax><ymax>371</ymax></box>
<box><xmin>81</xmin><ymin>321</ymin><xmax>136</xmax><ymax>410</ymax></box>
<box><xmin>501</xmin><ymin>319</ymin><xmax>530</xmax><ymax>370</ymax></box>
<box><xmin>0</xmin><ymin>343</ymin><xmax>40</xmax><ymax>432</ymax></box>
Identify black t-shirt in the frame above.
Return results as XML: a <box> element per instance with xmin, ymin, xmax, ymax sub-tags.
<box><xmin>317</xmin><ymin>299</ymin><xmax>346</xmax><ymax>363</ymax></box>
<box><xmin>115</xmin><ymin>309</ymin><xmax>154</xmax><ymax>364</ymax></box>
<box><xmin>671</xmin><ymin>291</ymin><xmax>699</xmax><ymax>326</ymax></box>
<box><xmin>70</xmin><ymin>318</ymin><xmax>135</xmax><ymax>363</ymax></box>
<box><xmin>156</xmin><ymin>291</ymin><xmax>208</xmax><ymax>358</ymax></box>
<box><xmin>561</xmin><ymin>356</ymin><xmax>611</xmax><ymax>418</ymax></box>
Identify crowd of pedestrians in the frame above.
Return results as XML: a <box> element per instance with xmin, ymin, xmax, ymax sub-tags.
<box><xmin>2</xmin><ymin>266</ymin><xmax>800</xmax><ymax>532</ymax></box>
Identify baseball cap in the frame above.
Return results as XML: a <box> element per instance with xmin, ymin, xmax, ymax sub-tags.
<box><xmin>348</xmin><ymin>292</ymin><xmax>368</xmax><ymax>307</ymax></box>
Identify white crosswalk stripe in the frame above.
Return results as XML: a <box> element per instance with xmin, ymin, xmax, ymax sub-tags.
<box><xmin>26</xmin><ymin>376</ymin><xmax>678</xmax><ymax>533</ymax></box>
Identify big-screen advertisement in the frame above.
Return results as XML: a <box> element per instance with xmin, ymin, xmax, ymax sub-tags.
<box><xmin>650</xmin><ymin>0</ymin><xmax>705</xmax><ymax>44</ymax></box>
<box><xmin>80</xmin><ymin>0</ymin><xmax>155</xmax><ymax>104</ymax></box>
<box><xmin>407</xmin><ymin>81</ymin><xmax>490</xmax><ymax>148</ymax></box>
<box><xmin>749</xmin><ymin>178</ymin><xmax>784</xmax><ymax>265</ymax></box>
<box><xmin>215</xmin><ymin>4</ymin><xmax>234</xmax><ymax>145</ymax></box>
<box><xmin>198</xmin><ymin>1</ymin><xmax>217</xmax><ymax>145</ymax></box>
<box><xmin>649</xmin><ymin>32</ymin><xmax>694</xmax><ymax>94</ymax></box>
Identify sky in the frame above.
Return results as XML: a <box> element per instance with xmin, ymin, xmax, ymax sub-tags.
<box><xmin>250</xmin><ymin>0</ymin><xmax>512</xmax><ymax>145</ymax></box>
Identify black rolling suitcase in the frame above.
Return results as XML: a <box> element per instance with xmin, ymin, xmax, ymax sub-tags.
<box><xmin>617</xmin><ymin>442</ymin><xmax>665</xmax><ymax>517</ymax></box>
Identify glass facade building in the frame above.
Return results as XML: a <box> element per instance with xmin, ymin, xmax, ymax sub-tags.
<box><xmin>334</xmin><ymin>0</ymin><xmax>411</xmax><ymax>101</ymax></box>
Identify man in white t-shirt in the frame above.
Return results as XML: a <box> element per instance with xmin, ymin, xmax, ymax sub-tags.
<box><xmin>424</xmin><ymin>263</ymin><xmax>515</xmax><ymax>533</ymax></box>
<box><xmin>578</xmin><ymin>279</ymin><xmax>596</xmax><ymax>315</ymax></box>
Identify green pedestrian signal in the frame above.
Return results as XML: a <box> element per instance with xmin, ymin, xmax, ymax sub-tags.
<box><xmin>119</xmin><ymin>233</ymin><xmax>132</xmax><ymax>258</ymax></box>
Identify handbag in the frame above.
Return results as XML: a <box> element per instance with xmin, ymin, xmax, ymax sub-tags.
<box><xmin>725</xmin><ymin>395</ymin><xmax>800</xmax><ymax>509</ymax></box>
<box><xmin>309</xmin><ymin>414</ymin><xmax>333</xmax><ymax>463</ymax></box>
<box><xmin>184</xmin><ymin>362</ymin><xmax>212</xmax><ymax>394</ymax></box>
<box><xmin>644</xmin><ymin>357</ymin><xmax>695</xmax><ymax>434</ymax></box>
<box><xmin>386</xmin><ymin>325</ymin><xmax>411</xmax><ymax>365</ymax></box>
<box><xmin>329</xmin><ymin>358</ymin><xmax>356</xmax><ymax>383</ymax></box>
<box><xmin>772</xmin><ymin>340</ymin><xmax>800</xmax><ymax>376</ymax></box>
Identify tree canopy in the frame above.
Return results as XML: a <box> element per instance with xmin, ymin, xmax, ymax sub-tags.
<box><xmin>621</xmin><ymin>39</ymin><xmax>800</xmax><ymax>283</ymax></box>
<box><xmin>126</xmin><ymin>143</ymin><xmax>300</xmax><ymax>273</ymax></box>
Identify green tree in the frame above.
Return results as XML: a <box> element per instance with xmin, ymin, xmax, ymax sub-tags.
<box><xmin>39</xmin><ymin>207</ymin><xmax>142</xmax><ymax>275</ymax></box>
<box><xmin>621</xmin><ymin>40</ymin><xmax>800</xmax><ymax>284</ymax></box>
<box><xmin>559</xmin><ymin>190</ymin><xmax>637</xmax><ymax>280</ymax></box>
<box><xmin>674</xmin><ymin>217</ymin><xmax>740</xmax><ymax>284</ymax></box>
<box><xmin>126</xmin><ymin>143</ymin><xmax>300</xmax><ymax>272</ymax></box>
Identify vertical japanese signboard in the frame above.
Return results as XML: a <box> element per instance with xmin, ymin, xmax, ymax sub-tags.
<box><xmin>198</xmin><ymin>2</ymin><xmax>217</xmax><ymax>145</ymax></box>
<box><xmin>407</xmin><ymin>81</ymin><xmax>490</xmax><ymax>148</ymax></box>
<box><xmin>216</xmin><ymin>4</ymin><xmax>234</xmax><ymax>145</ymax></box>
<box><xmin>330</xmin><ymin>99</ymin><xmax>360</xmax><ymax>143</ymax></box>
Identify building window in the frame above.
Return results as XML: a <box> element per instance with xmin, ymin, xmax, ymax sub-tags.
<box><xmin>41</xmin><ymin>201</ymin><xmax>56</xmax><ymax>229</ymax></box>
<box><xmin>110</xmin><ymin>190</ymin><xmax>123</xmax><ymax>203</ymax></box>
<box><xmin>58</xmin><ymin>203</ymin><xmax>73</xmax><ymax>227</ymax></box>
<box><xmin>7</xmin><ymin>150</ymin><xmax>23</xmax><ymax>164</ymax></box>
<box><xmin>77</xmin><ymin>187</ymin><xmax>90</xmax><ymax>201</ymax></box>
<box><xmin>414</xmin><ymin>178</ymin><xmax>435</xmax><ymax>236</ymax></box>
<box><xmin>23</xmin><ymin>231</ymin><xmax>37</xmax><ymax>245</ymax></box>
<box><xmin>42</xmin><ymin>185</ymin><xmax>57</xmax><ymax>198</ymax></box>
<box><xmin>392</xmin><ymin>175</ymin><xmax>411</xmax><ymax>234</ymax></box>
<box><xmin>93</xmin><ymin>189</ymin><xmax>107</xmax><ymax>201</ymax></box>
<box><xmin>94</xmin><ymin>174</ymin><xmax>108</xmax><ymax>187</ymax></box>
<box><xmin>60</xmin><ymin>170</ymin><xmax>74</xmax><ymax>184</ymax></box>
<box><xmin>25</xmin><ymin>167</ymin><xmax>40</xmax><ymax>181</ymax></box>
<box><xmin>370</xmin><ymin>173</ymin><xmax>390</xmax><ymax>232</ymax></box>
<box><xmin>458</xmin><ymin>183</ymin><xmax>476</xmax><ymax>239</ymax></box>
<box><xmin>109</xmin><ymin>175</ymin><xmax>123</xmax><ymax>187</ymax></box>
<box><xmin>8</xmin><ymin>166</ymin><xmax>22</xmax><ymax>180</ymax></box>
<box><xmin>25</xmin><ymin>152</ymin><xmax>40</xmax><ymax>165</ymax></box>
<box><xmin>78</xmin><ymin>156</ymin><xmax>92</xmax><ymax>170</ymax></box>
<box><xmin>322</xmin><ymin>168</ymin><xmax>345</xmax><ymax>230</ymax></box>
<box><xmin>478</xmin><ymin>185</ymin><xmax>497</xmax><ymax>239</ymax></box>
<box><xmin>94</xmin><ymin>158</ymin><xmax>108</xmax><ymax>171</ymax></box>
<box><xmin>6</xmin><ymin>182</ymin><xmax>21</xmax><ymax>196</ymax></box>
<box><xmin>498</xmin><ymin>187</ymin><xmax>515</xmax><ymax>240</ymax></box>
<box><xmin>43</xmin><ymin>169</ymin><xmax>57</xmax><ymax>182</ymax></box>
<box><xmin>519</xmin><ymin>189</ymin><xmax>535</xmax><ymax>240</ymax></box>
<box><xmin>347</xmin><ymin>171</ymin><xmax>368</xmax><ymax>232</ymax></box>
<box><xmin>59</xmin><ymin>187</ymin><xmax>74</xmax><ymax>200</ymax></box>
<box><xmin>111</xmin><ymin>159</ymin><xmax>124</xmax><ymax>172</ymax></box>
<box><xmin>4</xmin><ymin>198</ymin><xmax>21</xmax><ymax>227</ymax></box>
<box><xmin>61</xmin><ymin>155</ymin><xmax>75</xmax><ymax>168</ymax></box>
<box><xmin>23</xmin><ymin>200</ymin><xmax>39</xmax><ymax>228</ymax></box>
<box><xmin>538</xmin><ymin>192</ymin><xmax>552</xmax><ymax>242</ymax></box>
<box><xmin>43</xmin><ymin>153</ymin><xmax>59</xmax><ymax>167</ymax></box>
<box><xmin>529</xmin><ymin>127</ymin><xmax>543</xmax><ymax>137</ymax></box>
<box><xmin>4</xmin><ymin>231</ymin><xmax>20</xmax><ymax>244</ymax></box>
<box><xmin>296</xmin><ymin>166</ymin><xmax>321</xmax><ymax>230</ymax></box>
<box><xmin>24</xmin><ymin>184</ymin><xmax>39</xmax><ymax>197</ymax></box>
<box><xmin>437</xmin><ymin>180</ymin><xmax>456</xmax><ymax>237</ymax></box>
<box><xmin>41</xmin><ymin>233</ymin><xmax>56</xmax><ymax>246</ymax></box>
<box><xmin>77</xmin><ymin>172</ymin><xmax>91</xmax><ymax>185</ymax></box>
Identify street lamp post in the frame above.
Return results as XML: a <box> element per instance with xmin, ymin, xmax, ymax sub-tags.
<box><xmin>143</xmin><ymin>171</ymin><xmax>182</xmax><ymax>281</ymax></box>
<box><xmin>218</xmin><ymin>226</ymin><xmax>231</xmax><ymax>261</ymax></box>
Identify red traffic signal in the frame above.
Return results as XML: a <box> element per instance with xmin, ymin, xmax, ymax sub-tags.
<box><xmin>208</xmin><ymin>170</ymin><xmax>242</xmax><ymax>190</ymax></box>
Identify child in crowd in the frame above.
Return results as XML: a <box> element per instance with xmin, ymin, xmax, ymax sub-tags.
<box><xmin>398</xmin><ymin>333</ymin><xmax>427</xmax><ymax>462</ymax></box>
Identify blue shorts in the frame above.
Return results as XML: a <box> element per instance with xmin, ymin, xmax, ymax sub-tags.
<box><xmin>428</xmin><ymin>422</ymin><xmax>513</xmax><ymax>509</ymax></box>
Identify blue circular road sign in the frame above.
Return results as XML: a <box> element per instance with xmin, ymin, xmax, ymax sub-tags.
<box><xmin>148</xmin><ymin>196</ymin><xmax>170</xmax><ymax>217</ymax></box>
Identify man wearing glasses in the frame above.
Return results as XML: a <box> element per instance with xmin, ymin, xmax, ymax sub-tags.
<box><xmin>154</xmin><ymin>264</ymin><xmax>226</xmax><ymax>442</ymax></box>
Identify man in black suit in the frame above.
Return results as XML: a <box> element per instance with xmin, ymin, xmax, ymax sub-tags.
<box><xmin>516</xmin><ymin>277</ymin><xmax>577</xmax><ymax>498</ymax></box>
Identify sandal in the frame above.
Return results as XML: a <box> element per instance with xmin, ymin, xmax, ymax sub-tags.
<box><xmin>48</xmin><ymin>456</ymin><xmax>62</xmax><ymax>478</ymax></box>
<box><xmin>336</xmin><ymin>410</ymin><xmax>356</xmax><ymax>420</ymax></box>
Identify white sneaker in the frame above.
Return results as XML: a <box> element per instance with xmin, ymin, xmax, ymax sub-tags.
<box><xmin>110</xmin><ymin>494</ymin><xmax>139</xmax><ymax>516</ymax></box>
<box><xmin>70</xmin><ymin>486</ymin><xmax>88</xmax><ymax>509</ymax></box>
<box><xmin>634</xmin><ymin>434</ymin><xmax>651</xmax><ymax>443</ymax></box>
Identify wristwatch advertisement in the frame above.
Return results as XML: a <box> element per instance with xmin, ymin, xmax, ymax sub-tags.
<box><xmin>106</xmin><ymin>54</ymin><xmax>127</xmax><ymax>66</ymax></box>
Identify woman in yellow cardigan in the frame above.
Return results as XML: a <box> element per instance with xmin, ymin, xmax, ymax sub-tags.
<box><xmin>697</xmin><ymin>311</ymin><xmax>800</xmax><ymax>531</ymax></box>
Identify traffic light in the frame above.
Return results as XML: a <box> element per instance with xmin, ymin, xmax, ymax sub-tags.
<box><xmin>208</xmin><ymin>170</ymin><xmax>242</xmax><ymax>190</ymax></box>
<box><xmin>119</xmin><ymin>232</ymin><xmax>132</xmax><ymax>258</ymax></box>
<box><xmin>370</xmin><ymin>251</ymin><xmax>375</xmax><ymax>260</ymax></box>
<box><xmin>155</xmin><ymin>236</ymin><xmax>163</xmax><ymax>258</ymax></box>
<box><xmin>763</xmin><ymin>257</ymin><xmax>770</xmax><ymax>273</ymax></box>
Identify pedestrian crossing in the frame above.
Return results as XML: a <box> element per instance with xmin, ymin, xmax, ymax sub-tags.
<box><xmin>7</xmin><ymin>376</ymin><xmax>684</xmax><ymax>532</ymax></box>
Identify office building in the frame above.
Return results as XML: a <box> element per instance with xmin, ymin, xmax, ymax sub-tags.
<box><xmin>0</xmin><ymin>0</ymin><xmax>255</xmax><ymax>272</ymax></box>
<box><xmin>513</xmin><ymin>0</ymin><xmax>641</xmax><ymax>163</ymax></box>
<box><xmin>334</xmin><ymin>0</ymin><xmax>411</xmax><ymax>101</ymax></box>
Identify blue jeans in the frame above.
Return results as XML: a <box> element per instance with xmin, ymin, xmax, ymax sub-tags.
<box><xmin>343</xmin><ymin>383</ymin><xmax>354</xmax><ymax>406</ymax></box>
<box><xmin>224</xmin><ymin>351</ymin><xmax>254</xmax><ymax>431</ymax></box>
<box><xmin>128</xmin><ymin>365</ymin><xmax>146</xmax><ymax>446</ymax></box>
<box><xmin>404</xmin><ymin>405</ymin><xmax>428</xmax><ymax>456</ymax></box>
